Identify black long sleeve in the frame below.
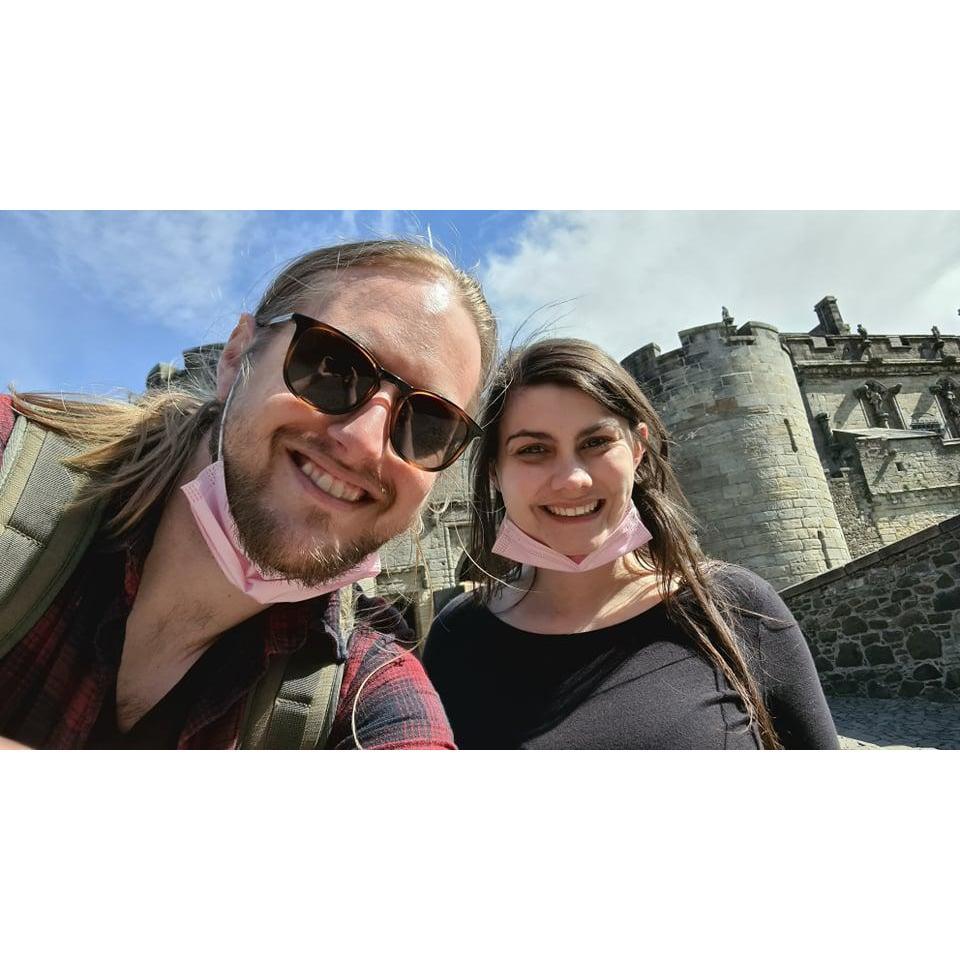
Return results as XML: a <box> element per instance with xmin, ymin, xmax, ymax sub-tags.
<box><xmin>423</xmin><ymin>564</ymin><xmax>839</xmax><ymax>750</ymax></box>
<box><xmin>724</xmin><ymin>568</ymin><xmax>839</xmax><ymax>749</ymax></box>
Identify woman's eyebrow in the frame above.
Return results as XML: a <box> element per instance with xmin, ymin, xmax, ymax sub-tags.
<box><xmin>505</xmin><ymin>430</ymin><xmax>552</xmax><ymax>444</ymax></box>
<box><xmin>505</xmin><ymin>419</ymin><xmax>621</xmax><ymax>445</ymax></box>
<box><xmin>577</xmin><ymin>419</ymin><xmax>621</xmax><ymax>438</ymax></box>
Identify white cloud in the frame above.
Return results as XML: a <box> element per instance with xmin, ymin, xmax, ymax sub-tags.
<box><xmin>480</xmin><ymin>212</ymin><xmax>960</xmax><ymax>361</ymax></box>
<box><xmin>15</xmin><ymin>211</ymin><xmax>255</xmax><ymax>342</ymax></box>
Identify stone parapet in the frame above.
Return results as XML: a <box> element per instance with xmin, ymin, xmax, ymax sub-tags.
<box><xmin>783</xmin><ymin>332</ymin><xmax>960</xmax><ymax>366</ymax></box>
<box><xmin>781</xmin><ymin>514</ymin><xmax>960</xmax><ymax>702</ymax></box>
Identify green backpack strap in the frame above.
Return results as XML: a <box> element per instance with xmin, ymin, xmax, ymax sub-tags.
<box><xmin>239</xmin><ymin>586</ymin><xmax>357</xmax><ymax>750</ymax></box>
<box><xmin>239</xmin><ymin>642</ymin><xmax>346</xmax><ymax>750</ymax></box>
<box><xmin>0</xmin><ymin>415</ymin><xmax>104</xmax><ymax>661</ymax></box>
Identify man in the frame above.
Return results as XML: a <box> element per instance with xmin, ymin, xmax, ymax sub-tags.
<box><xmin>0</xmin><ymin>239</ymin><xmax>497</xmax><ymax>748</ymax></box>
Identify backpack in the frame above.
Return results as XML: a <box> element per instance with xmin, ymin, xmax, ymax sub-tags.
<box><xmin>0</xmin><ymin>412</ymin><xmax>344</xmax><ymax>749</ymax></box>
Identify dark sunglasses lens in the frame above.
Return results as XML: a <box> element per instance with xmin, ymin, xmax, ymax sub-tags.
<box><xmin>393</xmin><ymin>394</ymin><xmax>471</xmax><ymax>469</ymax></box>
<box><xmin>286</xmin><ymin>327</ymin><xmax>379</xmax><ymax>413</ymax></box>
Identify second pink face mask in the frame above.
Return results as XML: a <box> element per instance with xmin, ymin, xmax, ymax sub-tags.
<box><xmin>491</xmin><ymin>500</ymin><xmax>653</xmax><ymax>573</ymax></box>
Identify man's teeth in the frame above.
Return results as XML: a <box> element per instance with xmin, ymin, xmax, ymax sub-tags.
<box><xmin>544</xmin><ymin>501</ymin><xmax>601</xmax><ymax>517</ymax></box>
<box><xmin>298</xmin><ymin>458</ymin><xmax>364</xmax><ymax>502</ymax></box>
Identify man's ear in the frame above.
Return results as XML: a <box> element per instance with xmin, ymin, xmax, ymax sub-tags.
<box><xmin>633</xmin><ymin>422</ymin><xmax>649</xmax><ymax>470</ymax></box>
<box><xmin>216</xmin><ymin>313</ymin><xmax>257</xmax><ymax>402</ymax></box>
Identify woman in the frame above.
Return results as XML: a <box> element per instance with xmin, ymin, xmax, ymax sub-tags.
<box><xmin>423</xmin><ymin>339</ymin><xmax>839</xmax><ymax>749</ymax></box>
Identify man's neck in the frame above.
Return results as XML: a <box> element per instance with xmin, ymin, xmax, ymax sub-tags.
<box><xmin>127</xmin><ymin>428</ymin><xmax>265</xmax><ymax>655</ymax></box>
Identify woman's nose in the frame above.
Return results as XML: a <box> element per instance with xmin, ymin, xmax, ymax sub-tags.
<box><xmin>550</xmin><ymin>457</ymin><xmax>592</xmax><ymax>492</ymax></box>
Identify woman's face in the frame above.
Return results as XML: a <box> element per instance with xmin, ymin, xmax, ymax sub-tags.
<box><xmin>494</xmin><ymin>384</ymin><xmax>645</xmax><ymax>559</ymax></box>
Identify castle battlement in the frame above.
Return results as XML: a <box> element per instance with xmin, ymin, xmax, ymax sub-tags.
<box><xmin>783</xmin><ymin>332</ymin><xmax>960</xmax><ymax>366</ymax></box>
<box><xmin>621</xmin><ymin>321</ymin><xmax>786</xmax><ymax>395</ymax></box>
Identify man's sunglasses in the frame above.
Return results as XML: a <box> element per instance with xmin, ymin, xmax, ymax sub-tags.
<box><xmin>259</xmin><ymin>313</ymin><xmax>481</xmax><ymax>472</ymax></box>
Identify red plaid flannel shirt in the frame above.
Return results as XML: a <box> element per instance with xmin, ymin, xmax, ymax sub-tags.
<box><xmin>0</xmin><ymin>396</ymin><xmax>454</xmax><ymax>749</ymax></box>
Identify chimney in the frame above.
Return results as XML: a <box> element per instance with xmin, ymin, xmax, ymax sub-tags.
<box><xmin>811</xmin><ymin>296</ymin><xmax>850</xmax><ymax>336</ymax></box>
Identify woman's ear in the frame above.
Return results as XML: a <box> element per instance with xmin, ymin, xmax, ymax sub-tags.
<box><xmin>489</xmin><ymin>466</ymin><xmax>500</xmax><ymax>492</ymax></box>
<box><xmin>216</xmin><ymin>313</ymin><xmax>257</xmax><ymax>402</ymax></box>
<box><xmin>633</xmin><ymin>423</ymin><xmax>649</xmax><ymax>470</ymax></box>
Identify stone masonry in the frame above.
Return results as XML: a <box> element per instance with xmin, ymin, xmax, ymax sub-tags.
<box><xmin>781</xmin><ymin>514</ymin><xmax>960</xmax><ymax>703</ymax></box>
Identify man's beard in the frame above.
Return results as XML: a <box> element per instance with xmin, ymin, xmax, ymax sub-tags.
<box><xmin>222</xmin><ymin>431</ymin><xmax>385</xmax><ymax>588</ymax></box>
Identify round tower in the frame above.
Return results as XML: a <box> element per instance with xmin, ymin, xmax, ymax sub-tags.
<box><xmin>622</xmin><ymin>321</ymin><xmax>851</xmax><ymax>590</ymax></box>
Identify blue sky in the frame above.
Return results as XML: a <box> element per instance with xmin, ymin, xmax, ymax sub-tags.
<box><xmin>0</xmin><ymin>211</ymin><xmax>529</xmax><ymax>394</ymax></box>
<box><xmin>3</xmin><ymin>210</ymin><xmax>959</xmax><ymax>395</ymax></box>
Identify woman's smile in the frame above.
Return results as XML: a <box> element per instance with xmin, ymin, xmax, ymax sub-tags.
<box><xmin>540</xmin><ymin>499</ymin><xmax>605</xmax><ymax>520</ymax></box>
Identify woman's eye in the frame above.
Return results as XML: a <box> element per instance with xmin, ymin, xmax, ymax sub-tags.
<box><xmin>517</xmin><ymin>444</ymin><xmax>546</xmax><ymax>455</ymax></box>
<box><xmin>584</xmin><ymin>436</ymin><xmax>614</xmax><ymax>449</ymax></box>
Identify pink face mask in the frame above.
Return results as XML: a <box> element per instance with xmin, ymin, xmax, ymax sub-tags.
<box><xmin>492</xmin><ymin>500</ymin><xmax>652</xmax><ymax>573</ymax></box>
<box><xmin>181</xmin><ymin>458</ymin><xmax>381</xmax><ymax>606</ymax></box>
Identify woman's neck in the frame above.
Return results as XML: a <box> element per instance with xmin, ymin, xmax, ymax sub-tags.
<box><xmin>490</xmin><ymin>554</ymin><xmax>667</xmax><ymax>634</ymax></box>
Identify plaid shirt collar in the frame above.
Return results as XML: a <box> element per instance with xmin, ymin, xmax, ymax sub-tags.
<box><xmin>87</xmin><ymin>512</ymin><xmax>346</xmax><ymax>745</ymax></box>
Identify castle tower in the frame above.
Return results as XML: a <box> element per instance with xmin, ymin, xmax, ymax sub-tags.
<box><xmin>622</xmin><ymin>321</ymin><xmax>851</xmax><ymax>590</ymax></box>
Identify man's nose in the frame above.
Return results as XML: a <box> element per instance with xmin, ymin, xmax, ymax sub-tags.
<box><xmin>323</xmin><ymin>386</ymin><xmax>395</xmax><ymax>465</ymax></box>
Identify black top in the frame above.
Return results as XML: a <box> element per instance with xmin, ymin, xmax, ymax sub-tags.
<box><xmin>423</xmin><ymin>565</ymin><xmax>838</xmax><ymax>750</ymax></box>
<box><xmin>86</xmin><ymin>627</ymin><xmax>245</xmax><ymax>749</ymax></box>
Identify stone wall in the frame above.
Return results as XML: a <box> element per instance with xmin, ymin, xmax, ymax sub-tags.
<box><xmin>787</xmin><ymin>329</ymin><xmax>960</xmax><ymax>552</ymax></box>
<box><xmin>826</xmin><ymin>470</ymin><xmax>885</xmax><ymax>557</ymax></box>
<box><xmin>781</xmin><ymin>514</ymin><xmax>960</xmax><ymax>703</ymax></box>
<box><xmin>798</xmin><ymin>366</ymin><xmax>960</xmax><ymax>435</ymax></box>
<box><xmin>827</xmin><ymin>431</ymin><xmax>960</xmax><ymax>548</ymax></box>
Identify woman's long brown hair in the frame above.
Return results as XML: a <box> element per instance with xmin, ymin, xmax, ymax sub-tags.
<box><xmin>466</xmin><ymin>338</ymin><xmax>783</xmax><ymax>750</ymax></box>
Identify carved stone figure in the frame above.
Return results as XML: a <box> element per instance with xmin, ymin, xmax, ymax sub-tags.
<box><xmin>932</xmin><ymin>377</ymin><xmax>960</xmax><ymax>433</ymax></box>
<box><xmin>859</xmin><ymin>379</ymin><xmax>894</xmax><ymax>427</ymax></box>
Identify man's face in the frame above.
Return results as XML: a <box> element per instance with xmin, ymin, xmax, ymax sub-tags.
<box><xmin>219</xmin><ymin>267</ymin><xmax>483</xmax><ymax>585</ymax></box>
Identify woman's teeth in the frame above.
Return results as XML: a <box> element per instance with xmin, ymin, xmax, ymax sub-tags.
<box><xmin>298</xmin><ymin>457</ymin><xmax>364</xmax><ymax>502</ymax></box>
<box><xmin>543</xmin><ymin>500</ymin><xmax>601</xmax><ymax>517</ymax></box>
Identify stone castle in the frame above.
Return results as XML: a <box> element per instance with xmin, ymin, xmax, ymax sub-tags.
<box><xmin>150</xmin><ymin>296</ymin><xmax>960</xmax><ymax>701</ymax></box>
<box><xmin>621</xmin><ymin>297</ymin><xmax>960</xmax><ymax>589</ymax></box>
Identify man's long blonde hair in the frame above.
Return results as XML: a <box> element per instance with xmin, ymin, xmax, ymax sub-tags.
<box><xmin>11</xmin><ymin>239</ymin><xmax>499</xmax><ymax>540</ymax></box>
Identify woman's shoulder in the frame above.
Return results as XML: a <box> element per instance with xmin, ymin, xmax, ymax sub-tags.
<box><xmin>702</xmin><ymin>562</ymin><xmax>795</xmax><ymax>625</ymax></box>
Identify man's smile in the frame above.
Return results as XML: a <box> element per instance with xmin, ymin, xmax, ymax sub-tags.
<box><xmin>291</xmin><ymin>451</ymin><xmax>366</xmax><ymax>502</ymax></box>
<box><xmin>287</xmin><ymin>450</ymin><xmax>374</xmax><ymax>508</ymax></box>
